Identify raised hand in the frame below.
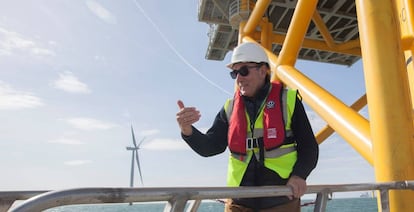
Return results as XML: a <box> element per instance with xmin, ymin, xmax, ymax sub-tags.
<box><xmin>176</xmin><ymin>100</ymin><xmax>201</xmax><ymax>136</ymax></box>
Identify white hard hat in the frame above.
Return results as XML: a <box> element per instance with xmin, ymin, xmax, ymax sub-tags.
<box><xmin>227</xmin><ymin>42</ymin><xmax>269</xmax><ymax>68</ymax></box>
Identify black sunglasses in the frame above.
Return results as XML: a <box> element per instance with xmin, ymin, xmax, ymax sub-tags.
<box><xmin>230</xmin><ymin>65</ymin><xmax>261</xmax><ymax>79</ymax></box>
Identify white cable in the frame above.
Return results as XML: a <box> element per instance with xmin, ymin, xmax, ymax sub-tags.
<box><xmin>131</xmin><ymin>0</ymin><xmax>232</xmax><ymax>96</ymax></box>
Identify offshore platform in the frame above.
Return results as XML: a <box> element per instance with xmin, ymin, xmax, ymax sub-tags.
<box><xmin>2</xmin><ymin>0</ymin><xmax>414</xmax><ymax>211</ymax></box>
<box><xmin>199</xmin><ymin>0</ymin><xmax>414</xmax><ymax>211</ymax></box>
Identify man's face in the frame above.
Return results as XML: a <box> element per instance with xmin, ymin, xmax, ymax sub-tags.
<box><xmin>231</xmin><ymin>62</ymin><xmax>267</xmax><ymax>97</ymax></box>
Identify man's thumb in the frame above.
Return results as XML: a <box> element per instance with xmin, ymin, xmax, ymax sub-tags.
<box><xmin>177</xmin><ymin>100</ymin><xmax>185</xmax><ymax>109</ymax></box>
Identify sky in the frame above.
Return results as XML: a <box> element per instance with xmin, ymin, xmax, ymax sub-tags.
<box><xmin>0</xmin><ymin>0</ymin><xmax>374</xmax><ymax>198</ymax></box>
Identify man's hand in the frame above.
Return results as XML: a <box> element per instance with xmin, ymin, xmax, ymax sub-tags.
<box><xmin>286</xmin><ymin>175</ymin><xmax>307</xmax><ymax>200</ymax></box>
<box><xmin>176</xmin><ymin>100</ymin><xmax>201</xmax><ymax>136</ymax></box>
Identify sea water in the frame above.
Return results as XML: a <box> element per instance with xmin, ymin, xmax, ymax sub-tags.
<box><xmin>45</xmin><ymin>198</ymin><xmax>378</xmax><ymax>211</ymax></box>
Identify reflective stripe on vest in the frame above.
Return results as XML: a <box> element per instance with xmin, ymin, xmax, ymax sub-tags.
<box><xmin>224</xmin><ymin>87</ymin><xmax>298</xmax><ymax>186</ymax></box>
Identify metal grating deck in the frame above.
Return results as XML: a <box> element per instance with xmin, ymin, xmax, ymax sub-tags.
<box><xmin>198</xmin><ymin>0</ymin><xmax>360</xmax><ymax>66</ymax></box>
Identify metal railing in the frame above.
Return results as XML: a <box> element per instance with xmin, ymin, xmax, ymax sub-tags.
<box><xmin>1</xmin><ymin>181</ymin><xmax>413</xmax><ymax>212</ymax></box>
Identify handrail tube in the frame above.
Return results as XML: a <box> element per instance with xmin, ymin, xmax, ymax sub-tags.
<box><xmin>0</xmin><ymin>191</ymin><xmax>49</xmax><ymax>200</ymax></box>
<box><xmin>0</xmin><ymin>191</ymin><xmax>49</xmax><ymax>212</ymax></box>
<box><xmin>9</xmin><ymin>186</ymin><xmax>291</xmax><ymax>212</ymax></box>
<box><xmin>8</xmin><ymin>181</ymin><xmax>414</xmax><ymax>212</ymax></box>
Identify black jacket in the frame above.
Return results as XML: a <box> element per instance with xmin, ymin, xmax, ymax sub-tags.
<box><xmin>182</xmin><ymin>81</ymin><xmax>319</xmax><ymax>209</ymax></box>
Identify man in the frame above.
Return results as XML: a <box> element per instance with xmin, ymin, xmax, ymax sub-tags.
<box><xmin>176</xmin><ymin>42</ymin><xmax>318</xmax><ymax>211</ymax></box>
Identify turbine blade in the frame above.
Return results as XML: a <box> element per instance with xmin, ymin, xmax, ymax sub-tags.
<box><xmin>130</xmin><ymin>151</ymin><xmax>135</xmax><ymax>187</ymax></box>
<box><xmin>135</xmin><ymin>150</ymin><xmax>144</xmax><ymax>186</ymax></box>
<box><xmin>131</xmin><ymin>125</ymin><xmax>138</xmax><ymax>147</ymax></box>
<box><xmin>137</xmin><ymin>137</ymin><xmax>146</xmax><ymax>148</ymax></box>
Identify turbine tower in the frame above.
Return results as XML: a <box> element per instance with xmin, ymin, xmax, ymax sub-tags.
<box><xmin>126</xmin><ymin>125</ymin><xmax>144</xmax><ymax>187</ymax></box>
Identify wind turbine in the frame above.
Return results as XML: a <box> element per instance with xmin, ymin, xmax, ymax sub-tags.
<box><xmin>126</xmin><ymin>125</ymin><xmax>145</xmax><ymax>188</ymax></box>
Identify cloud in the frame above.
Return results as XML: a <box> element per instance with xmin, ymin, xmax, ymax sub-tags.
<box><xmin>48</xmin><ymin>137</ymin><xmax>85</xmax><ymax>145</ymax></box>
<box><xmin>140</xmin><ymin>129</ymin><xmax>160</xmax><ymax>137</ymax></box>
<box><xmin>305</xmin><ymin>109</ymin><xmax>327</xmax><ymax>132</ymax></box>
<box><xmin>0</xmin><ymin>27</ymin><xmax>55</xmax><ymax>57</ymax></box>
<box><xmin>86</xmin><ymin>0</ymin><xmax>117</xmax><ymax>24</ymax></box>
<box><xmin>52</xmin><ymin>71</ymin><xmax>91</xmax><ymax>94</ymax></box>
<box><xmin>64</xmin><ymin>160</ymin><xmax>92</xmax><ymax>166</ymax></box>
<box><xmin>143</xmin><ymin>138</ymin><xmax>189</xmax><ymax>151</ymax></box>
<box><xmin>65</xmin><ymin>117</ymin><xmax>117</xmax><ymax>130</ymax></box>
<box><xmin>0</xmin><ymin>81</ymin><xmax>44</xmax><ymax>110</ymax></box>
<box><xmin>31</xmin><ymin>47</ymin><xmax>55</xmax><ymax>57</ymax></box>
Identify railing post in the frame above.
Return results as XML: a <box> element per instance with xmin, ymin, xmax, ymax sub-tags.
<box><xmin>379</xmin><ymin>189</ymin><xmax>390</xmax><ymax>212</ymax></box>
<box><xmin>313</xmin><ymin>191</ymin><xmax>329</xmax><ymax>212</ymax></box>
<box><xmin>164</xmin><ymin>194</ymin><xmax>189</xmax><ymax>212</ymax></box>
<box><xmin>186</xmin><ymin>200</ymin><xmax>201</xmax><ymax>212</ymax></box>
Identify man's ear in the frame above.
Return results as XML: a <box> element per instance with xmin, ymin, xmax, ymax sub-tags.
<box><xmin>261</xmin><ymin>66</ymin><xmax>269</xmax><ymax>77</ymax></box>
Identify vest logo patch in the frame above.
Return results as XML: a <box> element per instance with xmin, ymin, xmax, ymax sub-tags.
<box><xmin>266</xmin><ymin>100</ymin><xmax>275</xmax><ymax>109</ymax></box>
<box><xmin>267</xmin><ymin>128</ymin><xmax>277</xmax><ymax>138</ymax></box>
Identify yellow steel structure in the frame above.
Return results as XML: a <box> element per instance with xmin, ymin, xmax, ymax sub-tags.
<box><xmin>223</xmin><ymin>0</ymin><xmax>414</xmax><ymax>211</ymax></box>
<box><xmin>355</xmin><ymin>1</ymin><xmax>414</xmax><ymax>211</ymax></box>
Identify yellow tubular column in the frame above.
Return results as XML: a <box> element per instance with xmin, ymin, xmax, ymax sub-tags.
<box><xmin>238</xmin><ymin>21</ymin><xmax>247</xmax><ymax>45</ymax></box>
<box><xmin>396</xmin><ymin>0</ymin><xmax>414</xmax><ymax>123</ymax></box>
<box><xmin>243</xmin><ymin>0</ymin><xmax>271</xmax><ymax>35</ymax></box>
<box><xmin>275</xmin><ymin>0</ymin><xmax>318</xmax><ymax>69</ymax></box>
<box><xmin>356</xmin><ymin>0</ymin><xmax>414</xmax><ymax>211</ymax></box>
<box><xmin>260</xmin><ymin>18</ymin><xmax>272</xmax><ymax>51</ymax></box>
<box><xmin>260</xmin><ymin>18</ymin><xmax>278</xmax><ymax>80</ymax></box>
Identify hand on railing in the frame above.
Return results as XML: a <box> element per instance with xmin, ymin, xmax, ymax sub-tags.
<box><xmin>286</xmin><ymin>175</ymin><xmax>306</xmax><ymax>200</ymax></box>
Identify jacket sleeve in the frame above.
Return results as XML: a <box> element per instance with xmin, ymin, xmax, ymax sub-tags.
<box><xmin>290</xmin><ymin>97</ymin><xmax>319</xmax><ymax>180</ymax></box>
<box><xmin>181</xmin><ymin>107</ymin><xmax>229</xmax><ymax>157</ymax></box>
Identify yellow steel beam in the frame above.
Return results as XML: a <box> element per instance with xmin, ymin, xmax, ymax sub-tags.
<box><xmin>243</xmin><ymin>0</ymin><xmax>271</xmax><ymax>35</ymax></box>
<box><xmin>260</xmin><ymin>17</ymin><xmax>273</xmax><ymax>50</ymax></box>
<box><xmin>276</xmin><ymin>0</ymin><xmax>319</xmax><ymax>67</ymax></box>
<box><xmin>241</xmin><ymin>0</ymin><xmax>372</xmax><ymax>163</ymax></box>
<box><xmin>312</xmin><ymin>11</ymin><xmax>337</xmax><ymax>49</ymax></box>
<box><xmin>316</xmin><ymin>94</ymin><xmax>367</xmax><ymax>144</ymax></box>
<box><xmin>238</xmin><ymin>21</ymin><xmax>247</xmax><ymax>45</ymax></box>
<box><xmin>356</xmin><ymin>0</ymin><xmax>414</xmax><ymax>211</ymax></box>
<box><xmin>311</xmin><ymin>10</ymin><xmax>362</xmax><ymax>52</ymax></box>
<box><xmin>269</xmin><ymin>34</ymin><xmax>361</xmax><ymax>56</ymax></box>
<box><xmin>269</xmin><ymin>0</ymin><xmax>372</xmax><ymax>164</ymax></box>
<box><xmin>277</xmin><ymin>65</ymin><xmax>373</xmax><ymax>164</ymax></box>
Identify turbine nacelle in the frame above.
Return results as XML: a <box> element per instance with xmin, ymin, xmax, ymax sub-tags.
<box><xmin>126</xmin><ymin>146</ymin><xmax>139</xmax><ymax>150</ymax></box>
